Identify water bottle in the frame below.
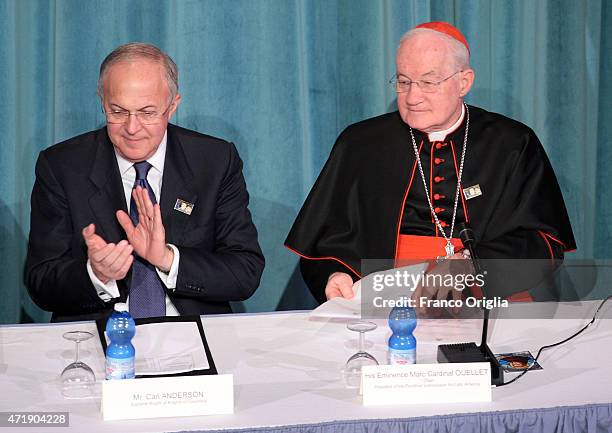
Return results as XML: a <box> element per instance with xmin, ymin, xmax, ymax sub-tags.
<box><xmin>388</xmin><ymin>306</ymin><xmax>417</xmax><ymax>365</ymax></box>
<box><xmin>105</xmin><ymin>303</ymin><xmax>136</xmax><ymax>380</ymax></box>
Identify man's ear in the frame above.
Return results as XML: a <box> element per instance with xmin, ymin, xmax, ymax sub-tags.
<box><xmin>168</xmin><ymin>93</ymin><xmax>182</xmax><ymax>119</ymax></box>
<box><xmin>459</xmin><ymin>69</ymin><xmax>475</xmax><ymax>97</ymax></box>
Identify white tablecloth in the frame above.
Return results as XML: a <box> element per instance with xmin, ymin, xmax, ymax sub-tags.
<box><xmin>1</xmin><ymin>301</ymin><xmax>611</xmax><ymax>432</ymax></box>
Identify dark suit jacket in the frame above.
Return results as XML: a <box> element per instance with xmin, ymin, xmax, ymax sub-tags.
<box><xmin>25</xmin><ymin>124</ymin><xmax>265</xmax><ymax>322</ymax></box>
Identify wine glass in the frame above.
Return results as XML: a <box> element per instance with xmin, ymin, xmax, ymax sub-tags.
<box><xmin>60</xmin><ymin>331</ymin><xmax>96</xmax><ymax>399</ymax></box>
<box><xmin>342</xmin><ymin>321</ymin><xmax>379</xmax><ymax>388</ymax></box>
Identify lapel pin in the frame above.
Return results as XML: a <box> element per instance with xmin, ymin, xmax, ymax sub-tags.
<box><xmin>463</xmin><ymin>184</ymin><xmax>483</xmax><ymax>200</ymax></box>
<box><xmin>174</xmin><ymin>199</ymin><xmax>194</xmax><ymax>215</ymax></box>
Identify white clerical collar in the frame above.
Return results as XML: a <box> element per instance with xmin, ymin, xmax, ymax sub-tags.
<box><xmin>427</xmin><ymin>104</ymin><xmax>465</xmax><ymax>142</ymax></box>
<box><xmin>115</xmin><ymin>130</ymin><xmax>168</xmax><ymax>176</ymax></box>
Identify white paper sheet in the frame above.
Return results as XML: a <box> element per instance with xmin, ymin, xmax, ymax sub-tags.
<box><xmin>308</xmin><ymin>280</ymin><xmax>363</xmax><ymax>318</ymax></box>
<box><xmin>129</xmin><ymin>321</ymin><xmax>210</xmax><ymax>375</ymax></box>
<box><xmin>309</xmin><ymin>263</ymin><xmax>429</xmax><ymax>318</ymax></box>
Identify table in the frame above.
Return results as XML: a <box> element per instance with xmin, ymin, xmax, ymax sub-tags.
<box><xmin>1</xmin><ymin>301</ymin><xmax>612</xmax><ymax>432</ymax></box>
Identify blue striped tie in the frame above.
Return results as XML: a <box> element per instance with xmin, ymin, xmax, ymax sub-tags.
<box><xmin>128</xmin><ymin>161</ymin><xmax>166</xmax><ymax>318</ymax></box>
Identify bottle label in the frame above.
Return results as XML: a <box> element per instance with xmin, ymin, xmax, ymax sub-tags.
<box><xmin>106</xmin><ymin>357</ymin><xmax>135</xmax><ymax>380</ymax></box>
<box><xmin>388</xmin><ymin>348</ymin><xmax>416</xmax><ymax>365</ymax></box>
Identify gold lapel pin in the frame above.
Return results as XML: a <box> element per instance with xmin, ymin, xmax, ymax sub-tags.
<box><xmin>174</xmin><ymin>199</ymin><xmax>194</xmax><ymax>215</ymax></box>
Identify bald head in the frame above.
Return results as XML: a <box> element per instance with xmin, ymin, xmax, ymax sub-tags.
<box><xmin>98</xmin><ymin>42</ymin><xmax>179</xmax><ymax>102</ymax></box>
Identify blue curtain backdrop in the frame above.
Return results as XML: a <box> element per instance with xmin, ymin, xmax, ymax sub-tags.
<box><xmin>0</xmin><ymin>0</ymin><xmax>609</xmax><ymax>323</ymax></box>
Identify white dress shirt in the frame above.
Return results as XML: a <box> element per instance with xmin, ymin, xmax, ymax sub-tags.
<box><xmin>86</xmin><ymin>131</ymin><xmax>180</xmax><ymax>315</ymax></box>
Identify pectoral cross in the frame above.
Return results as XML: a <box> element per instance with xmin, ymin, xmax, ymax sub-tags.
<box><xmin>436</xmin><ymin>241</ymin><xmax>456</xmax><ymax>263</ymax></box>
<box><xmin>445</xmin><ymin>241</ymin><xmax>455</xmax><ymax>257</ymax></box>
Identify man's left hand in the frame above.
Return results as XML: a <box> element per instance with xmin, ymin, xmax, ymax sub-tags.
<box><xmin>116</xmin><ymin>186</ymin><xmax>174</xmax><ymax>272</ymax></box>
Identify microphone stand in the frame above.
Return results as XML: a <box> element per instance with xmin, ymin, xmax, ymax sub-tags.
<box><xmin>436</xmin><ymin>222</ymin><xmax>504</xmax><ymax>386</ymax></box>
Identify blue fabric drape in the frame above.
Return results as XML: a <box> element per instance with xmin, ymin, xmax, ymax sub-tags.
<box><xmin>0</xmin><ymin>0</ymin><xmax>610</xmax><ymax>323</ymax></box>
<box><xmin>178</xmin><ymin>403</ymin><xmax>612</xmax><ymax>433</ymax></box>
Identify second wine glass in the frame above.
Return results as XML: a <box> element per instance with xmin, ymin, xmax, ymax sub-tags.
<box><xmin>343</xmin><ymin>321</ymin><xmax>378</xmax><ymax>388</ymax></box>
<box><xmin>60</xmin><ymin>330</ymin><xmax>96</xmax><ymax>399</ymax></box>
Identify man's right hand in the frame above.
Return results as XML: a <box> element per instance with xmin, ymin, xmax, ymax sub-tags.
<box><xmin>82</xmin><ymin>223</ymin><xmax>134</xmax><ymax>284</ymax></box>
<box><xmin>325</xmin><ymin>272</ymin><xmax>355</xmax><ymax>300</ymax></box>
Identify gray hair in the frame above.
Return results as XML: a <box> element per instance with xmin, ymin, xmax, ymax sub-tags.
<box><xmin>97</xmin><ymin>42</ymin><xmax>179</xmax><ymax>100</ymax></box>
<box><xmin>398</xmin><ymin>28</ymin><xmax>470</xmax><ymax>70</ymax></box>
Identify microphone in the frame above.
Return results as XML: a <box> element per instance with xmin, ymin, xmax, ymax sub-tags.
<box><xmin>458</xmin><ymin>222</ymin><xmax>483</xmax><ymax>275</ymax></box>
<box><xmin>458</xmin><ymin>222</ymin><xmax>474</xmax><ymax>242</ymax></box>
<box><xmin>458</xmin><ymin>222</ymin><xmax>475</xmax><ymax>255</ymax></box>
<box><xmin>436</xmin><ymin>222</ymin><xmax>504</xmax><ymax>386</ymax></box>
<box><xmin>457</xmin><ymin>222</ymin><xmax>487</xmax><ymax>349</ymax></box>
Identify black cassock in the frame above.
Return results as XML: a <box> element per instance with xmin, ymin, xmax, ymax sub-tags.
<box><xmin>285</xmin><ymin>105</ymin><xmax>576</xmax><ymax>304</ymax></box>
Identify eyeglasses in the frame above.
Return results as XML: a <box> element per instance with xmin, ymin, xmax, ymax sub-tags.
<box><xmin>102</xmin><ymin>102</ymin><xmax>174</xmax><ymax>125</ymax></box>
<box><xmin>389</xmin><ymin>70</ymin><xmax>463</xmax><ymax>93</ymax></box>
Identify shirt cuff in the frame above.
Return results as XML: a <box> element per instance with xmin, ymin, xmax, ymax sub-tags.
<box><xmin>87</xmin><ymin>259</ymin><xmax>120</xmax><ymax>301</ymax></box>
<box><xmin>156</xmin><ymin>244</ymin><xmax>179</xmax><ymax>288</ymax></box>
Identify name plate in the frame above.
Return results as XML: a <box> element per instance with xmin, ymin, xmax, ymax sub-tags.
<box><xmin>362</xmin><ymin>363</ymin><xmax>491</xmax><ymax>406</ymax></box>
<box><xmin>102</xmin><ymin>374</ymin><xmax>233</xmax><ymax>421</ymax></box>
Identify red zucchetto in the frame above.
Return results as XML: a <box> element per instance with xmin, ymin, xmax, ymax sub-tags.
<box><xmin>415</xmin><ymin>21</ymin><xmax>470</xmax><ymax>54</ymax></box>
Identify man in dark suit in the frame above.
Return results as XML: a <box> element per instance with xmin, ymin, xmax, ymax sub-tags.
<box><xmin>25</xmin><ymin>43</ymin><xmax>264</xmax><ymax>322</ymax></box>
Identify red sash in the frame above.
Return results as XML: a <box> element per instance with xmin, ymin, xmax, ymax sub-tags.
<box><xmin>396</xmin><ymin>234</ymin><xmax>463</xmax><ymax>260</ymax></box>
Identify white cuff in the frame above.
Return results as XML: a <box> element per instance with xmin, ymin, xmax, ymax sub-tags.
<box><xmin>87</xmin><ymin>259</ymin><xmax>120</xmax><ymax>301</ymax></box>
<box><xmin>156</xmin><ymin>244</ymin><xmax>179</xmax><ymax>288</ymax></box>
